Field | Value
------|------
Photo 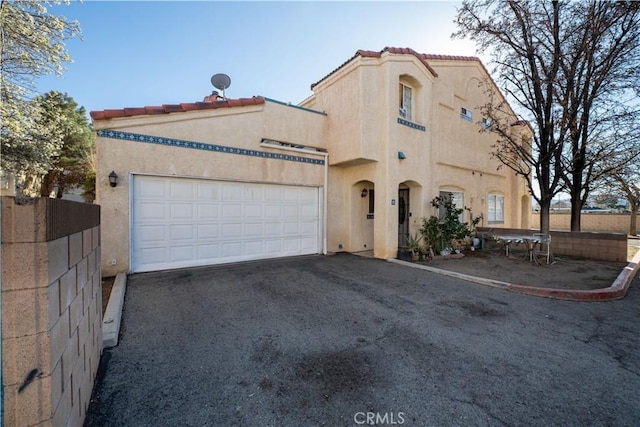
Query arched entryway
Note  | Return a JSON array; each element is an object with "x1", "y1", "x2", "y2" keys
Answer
[
  {"x1": 351, "y1": 180, "x2": 375, "y2": 253},
  {"x1": 397, "y1": 181, "x2": 422, "y2": 249}
]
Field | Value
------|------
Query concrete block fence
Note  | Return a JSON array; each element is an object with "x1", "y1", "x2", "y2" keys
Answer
[
  {"x1": 477, "y1": 227, "x2": 628, "y2": 262},
  {"x1": 531, "y1": 212, "x2": 633, "y2": 234},
  {"x1": 2, "y1": 197, "x2": 102, "y2": 426}
]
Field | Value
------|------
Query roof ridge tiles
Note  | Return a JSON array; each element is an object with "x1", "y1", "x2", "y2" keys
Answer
[
  {"x1": 91, "y1": 96, "x2": 265, "y2": 121},
  {"x1": 312, "y1": 46, "x2": 457, "y2": 89}
]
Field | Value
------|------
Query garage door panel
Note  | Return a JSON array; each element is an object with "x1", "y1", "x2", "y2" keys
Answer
[
  {"x1": 245, "y1": 223, "x2": 264, "y2": 237},
  {"x1": 197, "y1": 244, "x2": 219, "y2": 258},
  {"x1": 283, "y1": 222, "x2": 299, "y2": 235},
  {"x1": 300, "y1": 190, "x2": 317, "y2": 202},
  {"x1": 138, "y1": 247, "x2": 166, "y2": 264},
  {"x1": 245, "y1": 204, "x2": 263, "y2": 219},
  {"x1": 222, "y1": 204, "x2": 242, "y2": 219},
  {"x1": 137, "y1": 179, "x2": 166, "y2": 198},
  {"x1": 245, "y1": 241, "x2": 263, "y2": 255},
  {"x1": 170, "y1": 245, "x2": 194, "y2": 262},
  {"x1": 300, "y1": 221, "x2": 318, "y2": 234},
  {"x1": 197, "y1": 224, "x2": 219, "y2": 239},
  {"x1": 300, "y1": 237, "x2": 317, "y2": 251},
  {"x1": 283, "y1": 238, "x2": 301, "y2": 252},
  {"x1": 283, "y1": 188, "x2": 299, "y2": 201},
  {"x1": 222, "y1": 223, "x2": 243, "y2": 238},
  {"x1": 265, "y1": 222, "x2": 282, "y2": 236},
  {"x1": 222, "y1": 241, "x2": 242, "y2": 257},
  {"x1": 138, "y1": 225, "x2": 166, "y2": 242},
  {"x1": 170, "y1": 181, "x2": 194, "y2": 199},
  {"x1": 300, "y1": 205, "x2": 318, "y2": 217},
  {"x1": 197, "y1": 183, "x2": 220, "y2": 200},
  {"x1": 265, "y1": 240, "x2": 283, "y2": 253},
  {"x1": 265, "y1": 205, "x2": 282, "y2": 218},
  {"x1": 283, "y1": 206, "x2": 299, "y2": 218},
  {"x1": 170, "y1": 203, "x2": 194, "y2": 220},
  {"x1": 245, "y1": 187, "x2": 263, "y2": 201},
  {"x1": 132, "y1": 176, "x2": 320, "y2": 272},
  {"x1": 198, "y1": 204, "x2": 219, "y2": 219},
  {"x1": 138, "y1": 202, "x2": 166, "y2": 220},
  {"x1": 169, "y1": 224, "x2": 193, "y2": 240},
  {"x1": 266, "y1": 187, "x2": 283, "y2": 201},
  {"x1": 223, "y1": 184, "x2": 243, "y2": 200}
]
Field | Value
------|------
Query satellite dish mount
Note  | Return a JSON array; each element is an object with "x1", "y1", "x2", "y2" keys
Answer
[{"x1": 211, "y1": 73, "x2": 231, "y2": 99}]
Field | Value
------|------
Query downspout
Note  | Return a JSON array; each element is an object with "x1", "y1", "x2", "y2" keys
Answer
[
  {"x1": 323, "y1": 154, "x2": 328, "y2": 255},
  {"x1": 259, "y1": 141, "x2": 329, "y2": 254}
]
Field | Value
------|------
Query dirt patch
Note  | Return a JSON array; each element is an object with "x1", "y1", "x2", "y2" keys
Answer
[
  {"x1": 102, "y1": 276, "x2": 115, "y2": 316},
  {"x1": 419, "y1": 249, "x2": 629, "y2": 290}
]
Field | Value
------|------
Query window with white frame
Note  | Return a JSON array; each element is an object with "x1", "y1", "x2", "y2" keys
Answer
[
  {"x1": 481, "y1": 117, "x2": 492, "y2": 130},
  {"x1": 439, "y1": 190, "x2": 465, "y2": 222},
  {"x1": 460, "y1": 107, "x2": 473, "y2": 122},
  {"x1": 488, "y1": 194, "x2": 504, "y2": 223},
  {"x1": 399, "y1": 83, "x2": 413, "y2": 120}
]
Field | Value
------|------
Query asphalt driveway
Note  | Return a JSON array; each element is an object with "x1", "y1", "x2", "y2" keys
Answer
[{"x1": 86, "y1": 254, "x2": 640, "y2": 426}]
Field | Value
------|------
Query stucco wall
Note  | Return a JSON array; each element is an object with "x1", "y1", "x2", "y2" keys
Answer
[
  {"x1": 2, "y1": 197, "x2": 102, "y2": 426},
  {"x1": 95, "y1": 101, "x2": 326, "y2": 275},
  {"x1": 429, "y1": 59, "x2": 531, "y2": 230},
  {"x1": 311, "y1": 51, "x2": 530, "y2": 259},
  {"x1": 531, "y1": 212, "x2": 634, "y2": 234}
]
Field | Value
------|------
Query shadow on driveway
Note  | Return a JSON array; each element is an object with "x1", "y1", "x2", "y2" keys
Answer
[{"x1": 86, "y1": 254, "x2": 640, "y2": 426}]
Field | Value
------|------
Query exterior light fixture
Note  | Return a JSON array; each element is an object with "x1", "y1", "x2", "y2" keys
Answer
[
  {"x1": 398, "y1": 151, "x2": 407, "y2": 159},
  {"x1": 361, "y1": 188, "x2": 368, "y2": 198},
  {"x1": 108, "y1": 171, "x2": 118, "y2": 187}
]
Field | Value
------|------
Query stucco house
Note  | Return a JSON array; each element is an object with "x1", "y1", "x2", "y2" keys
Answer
[{"x1": 92, "y1": 47, "x2": 530, "y2": 276}]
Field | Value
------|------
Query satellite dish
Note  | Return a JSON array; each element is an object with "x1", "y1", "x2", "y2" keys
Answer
[{"x1": 211, "y1": 73, "x2": 231, "y2": 98}]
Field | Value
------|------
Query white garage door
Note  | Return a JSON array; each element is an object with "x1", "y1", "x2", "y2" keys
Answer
[{"x1": 131, "y1": 175, "x2": 321, "y2": 272}]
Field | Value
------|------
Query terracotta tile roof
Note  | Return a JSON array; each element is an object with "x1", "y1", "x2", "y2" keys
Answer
[
  {"x1": 90, "y1": 96, "x2": 265, "y2": 121},
  {"x1": 311, "y1": 47, "x2": 489, "y2": 90}
]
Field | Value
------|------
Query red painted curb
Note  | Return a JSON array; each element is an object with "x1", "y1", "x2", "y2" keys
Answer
[{"x1": 508, "y1": 252, "x2": 640, "y2": 301}]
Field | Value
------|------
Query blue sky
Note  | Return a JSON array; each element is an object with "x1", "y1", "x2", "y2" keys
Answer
[{"x1": 36, "y1": 1, "x2": 480, "y2": 115}]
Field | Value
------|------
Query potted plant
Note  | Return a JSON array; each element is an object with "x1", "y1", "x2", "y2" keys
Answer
[{"x1": 406, "y1": 232, "x2": 423, "y2": 261}]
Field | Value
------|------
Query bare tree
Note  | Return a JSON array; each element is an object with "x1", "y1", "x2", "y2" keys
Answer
[
  {"x1": 455, "y1": 0, "x2": 640, "y2": 232},
  {"x1": 596, "y1": 137, "x2": 640, "y2": 235},
  {"x1": 558, "y1": 1, "x2": 640, "y2": 230}
]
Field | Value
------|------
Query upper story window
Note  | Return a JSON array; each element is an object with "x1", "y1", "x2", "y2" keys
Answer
[
  {"x1": 481, "y1": 117, "x2": 492, "y2": 130},
  {"x1": 488, "y1": 194, "x2": 504, "y2": 223},
  {"x1": 460, "y1": 107, "x2": 473, "y2": 122},
  {"x1": 399, "y1": 83, "x2": 413, "y2": 121}
]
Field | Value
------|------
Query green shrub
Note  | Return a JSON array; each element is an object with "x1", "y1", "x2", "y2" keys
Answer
[{"x1": 420, "y1": 193, "x2": 480, "y2": 254}]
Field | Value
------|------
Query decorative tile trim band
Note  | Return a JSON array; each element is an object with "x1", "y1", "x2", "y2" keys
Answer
[
  {"x1": 397, "y1": 117, "x2": 426, "y2": 132},
  {"x1": 97, "y1": 130, "x2": 325, "y2": 165}
]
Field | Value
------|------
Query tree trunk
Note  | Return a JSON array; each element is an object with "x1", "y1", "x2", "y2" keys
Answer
[
  {"x1": 40, "y1": 170, "x2": 56, "y2": 197},
  {"x1": 630, "y1": 201, "x2": 638, "y2": 236},
  {"x1": 538, "y1": 199, "x2": 551, "y2": 234},
  {"x1": 569, "y1": 190, "x2": 583, "y2": 232}
]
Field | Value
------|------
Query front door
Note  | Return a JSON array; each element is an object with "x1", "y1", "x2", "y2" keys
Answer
[{"x1": 398, "y1": 188, "x2": 409, "y2": 247}]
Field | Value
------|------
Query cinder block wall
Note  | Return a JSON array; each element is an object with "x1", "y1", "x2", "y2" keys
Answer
[
  {"x1": 477, "y1": 227, "x2": 628, "y2": 262},
  {"x1": 2, "y1": 197, "x2": 102, "y2": 427},
  {"x1": 531, "y1": 212, "x2": 632, "y2": 234}
]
